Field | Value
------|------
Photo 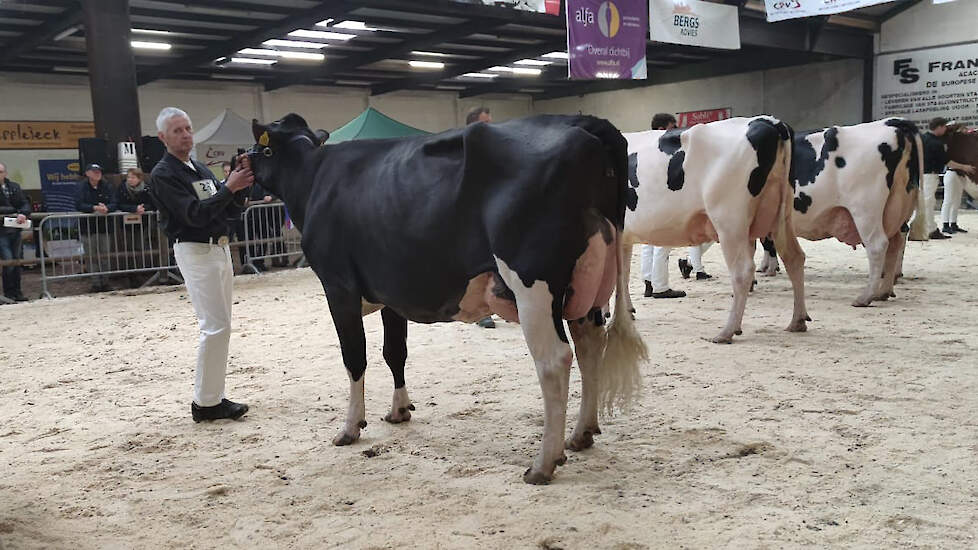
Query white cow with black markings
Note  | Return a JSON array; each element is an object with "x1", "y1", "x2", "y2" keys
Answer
[
  {"x1": 757, "y1": 118, "x2": 925, "y2": 307},
  {"x1": 622, "y1": 116, "x2": 810, "y2": 343}
]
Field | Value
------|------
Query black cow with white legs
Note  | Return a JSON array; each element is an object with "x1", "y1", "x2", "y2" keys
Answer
[{"x1": 247, "y1": 113, "x2": 647, "y2": 484}]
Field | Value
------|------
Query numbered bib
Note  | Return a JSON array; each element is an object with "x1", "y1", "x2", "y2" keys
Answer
[{"x1": 191, "y1": 179, "x2": 218, "y2": 200}]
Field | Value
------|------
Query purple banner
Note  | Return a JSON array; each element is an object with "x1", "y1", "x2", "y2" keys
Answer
[{"x1": 566, "y1": 0, "x2": 648, "y2": 80}]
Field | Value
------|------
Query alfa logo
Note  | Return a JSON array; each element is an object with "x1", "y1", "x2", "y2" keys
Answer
[{"x1": 597, "y1": 2, "x2": 621, "y2": 38}]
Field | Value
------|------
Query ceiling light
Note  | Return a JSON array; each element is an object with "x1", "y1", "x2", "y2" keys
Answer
[
  {"x1": 53, "y1": 25, "x2": 80, "y2": 41},
  {"x1": 412, "y1": 51, "x2": 450, "y2": 57},
  {"x1": 511, "y1": 67, "x2": 541, "y2": 76},
  {"x1": 132, "y1": 28, "x2": 172, "y2": 36},
  {"x1": 461, "y1": 72, "x2": 498, "y2": 78},
  {"x1": 542, "y1": 51, "x2": 569, "y2": 59},
  {"x1": 317, "y1": 18, "x2": 335, "y2": 26},
  {"x1": 515, "y1": 59, "x2": 552, "y2": 66},
  {"x1": 408, "y1": 60, "x2": 444, "y2": 69},
  {"x1": 230, "y1": 57, "x2": 277, "y2": 65},
  {"x1": 53, "y1": 66, "x2": 87, "y2": 73},
  {"x1": 330, "y1": 20, "x2": 377, "y2": 31},
  {"x1": 288, "y1": 29, "x2": 355, "y2": 41},
  {"x1": 131, "y1": 41, "x2": 171, "y2": 50},
  {"x1": 435, "y1": 85, "x2": 466, "y2": 90},
  {"x1": 263, "y1": 39, "x2": 329, "y2": 50},
  {"x1": 239, "y1": 48, "x2": 324, "y2": 61}
]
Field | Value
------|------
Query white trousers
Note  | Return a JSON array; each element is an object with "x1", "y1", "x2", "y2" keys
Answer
[
  {"x1": 641, "y1": 243, "x2": 713, "y2": 290},
  {"x1": 687, "y1": 242, "x2": 714, "y2": 273},
  {"x1": 174, "y1": 242, "x2": 234, "y2": 407},
  {"x1": 923, "y1": 173, "x2": 941, "y2": 234},
  {"x1": 941, "y1": 171, "x2": 964, "y2": 225}
]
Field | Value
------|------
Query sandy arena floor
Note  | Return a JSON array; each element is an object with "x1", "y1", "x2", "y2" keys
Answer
[{"x1": 2, "y1": 212, "x2": 977, "y2": 549}]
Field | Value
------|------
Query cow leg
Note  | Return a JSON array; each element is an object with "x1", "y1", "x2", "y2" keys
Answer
[
  {"x1": 381, "y1": 307, "x2": 414, "y2": 423},
  {"x1": 757, "y1": 236, "x2": 779, "y2": 276},
  {"x1": 566, "y1": 311, "x2": 606, "y2": 452},
  {"x1": 852, "y1": 226, "x2": 889, "y2": 307},
  {"x1": 621, "y1": 242, "x2": 636, "y2": 315},
  {"x1": 496, "y1": 260, "x2": 572, "y2": 484},
  {"x1": 878, "y1": 230, "x2": 906, "y2": 300},
  {"x1": 325, "y1": 288, "x2": 368, "y2": 446},
  {"x1": 773, "y1": 219, "x2": 809, "y2": 333},
  {"x1": 713, "y1": 233, "x2": 754, "y2": 344}
]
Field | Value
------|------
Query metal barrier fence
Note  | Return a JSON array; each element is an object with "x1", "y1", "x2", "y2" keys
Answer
[
  {"x1": 240, "y1": 201, "x2": 305, "y2": 274},
  {"x1": 33, "y1": 204, "x2": 304, "y2": 298},
  {"x1": 38, "y1": 211, "x2": 180, "y2": 298}
]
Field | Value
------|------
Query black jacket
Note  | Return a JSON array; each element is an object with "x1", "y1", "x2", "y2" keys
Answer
[
  {"x1": 0, "y1": 178, "x2": 31, "y2": 235},
  {"x1": 149, "y1": 152, "x2": 245, "y2": 243},
  {"x1": 922, "y1": 132, "x2": 948, "y2": 174},
  {"x1": 115, "y1": 182, "x2": 156, "y2": 213},
  {"x1": 75, "y1": 178, "x2": 117, "y2": 213}
]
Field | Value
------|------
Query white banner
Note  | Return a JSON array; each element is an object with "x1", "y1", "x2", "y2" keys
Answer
[
  {"x1": 875, "y1": 42, "x2": 978, "y2": 129},
  {"x1": 650, "y1": 0, "x2": 740, "y2": 50},
  {"x1": 764, "y1": 0, "x2": 896, "y2": 22}
]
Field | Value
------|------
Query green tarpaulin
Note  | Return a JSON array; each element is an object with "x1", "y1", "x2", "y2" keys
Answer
[{"x1": 325, "y1": 107, "x2": 430, "y2": 144}]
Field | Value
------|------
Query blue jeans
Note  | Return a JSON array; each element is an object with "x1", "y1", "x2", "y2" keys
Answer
[{"x1": 0, "y1": 229, "x2": 23, "y2": 297}]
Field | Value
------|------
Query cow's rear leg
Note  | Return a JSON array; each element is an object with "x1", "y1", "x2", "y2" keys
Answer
[
  {"x1": 566, "y1": 310, "x2": 606, "y2": 452},
  {"x1": 878, "y1": 230, "x2": 906, "y2": 300},
  {"x1": 713, "y1": 233, "x2": 754, "y2": 343},
  {"x1": 325, "y1": 287, "x2": 368, "y2": 446},
  {"x1": 774, "y1": 218, "x2": 809, "y2": 332},
  {"x1": 757, "y1": 236, "x2": 779, "y2": 276},
  {"x1": 381, "y1": 307, "x2": 414, "y2": 423},
  {"x1": 853, "y1": 226, "x2": 889, "y2": 307},
  {"x1": 621, "y1": 243, "x2": 636, "y2": 315},
  {"x1": 497, "y1": 260, "x2": 572, "y2": 485}
]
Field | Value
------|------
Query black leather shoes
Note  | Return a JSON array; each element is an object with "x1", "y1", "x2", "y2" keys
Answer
[
  {"x1": 5, "y1": 293, "x2": 27, "y2": 302},
  {"x1": 651, "y1": 288, "x2": 686, "y2": 298},
  {"x1": 678, "y1": 258, "x2": 693, "y2": 279},
  {"x1": 951, "y1": 223, "x2": 967, "y2": 233},
  {"x1": 696, "y1": 271, "x2": 713, "y2": 280},
  {"x1": 643, "y1": 280, "x2": 654, "y2": 297},
  {"x1": 192, "y1": 399, "x2": 249, "y2": 422},
  {"x1": 928, "y1": 229, "x2": 951, "y2": 240}
]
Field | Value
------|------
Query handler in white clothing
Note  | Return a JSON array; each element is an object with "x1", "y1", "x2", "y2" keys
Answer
[{"x1": 149, "y1": 107, "x2": 254, "y2": 422}]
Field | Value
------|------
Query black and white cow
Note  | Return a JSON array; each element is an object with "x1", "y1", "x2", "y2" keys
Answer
[
  {"x1": 622, "y1": 116, "x2": 810, "y2": 343},
  {"x1": 247, "y1": 113, "x2": 647, "y2": 484},
  {"x1": 758, "y1": 118, "x2": 924, "y2": 307}
]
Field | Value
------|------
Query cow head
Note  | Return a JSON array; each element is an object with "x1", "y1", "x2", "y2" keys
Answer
[{"x1": 249, "y1": 113, "x2": 326, "y2": 196}]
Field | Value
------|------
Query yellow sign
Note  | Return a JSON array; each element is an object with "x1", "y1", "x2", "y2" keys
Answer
[{"x1": 0, "y1": 121, "x2": 95, "y2": 150}]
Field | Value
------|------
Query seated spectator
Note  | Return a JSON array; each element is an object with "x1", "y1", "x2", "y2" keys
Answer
[{"x1": 75, "y1": 163, "x2": 117, "y2": 292}]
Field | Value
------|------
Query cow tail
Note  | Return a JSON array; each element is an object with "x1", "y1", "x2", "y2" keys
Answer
[
  {"x1": 600, "y1": 123, "x2": 648, "y2": 417},
  {"x1": 907, "y1": 131, "x2": 929, "y2": 241}
]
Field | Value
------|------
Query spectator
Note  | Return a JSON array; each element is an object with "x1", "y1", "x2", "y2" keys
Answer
[
  {"x1": 115, "y1": 167, "x2": 158, "y2": 283},
  {"x1": 75, "y1": 163, "x2": 117, "y2": 292},
  {"x1": 0, "y1": 161, "x2": 31, "y2": 302}
]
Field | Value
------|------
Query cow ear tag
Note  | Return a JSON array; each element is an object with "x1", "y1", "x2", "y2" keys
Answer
[{"x1": 258, "y1": 131, "x2": 270, "y2": 146}]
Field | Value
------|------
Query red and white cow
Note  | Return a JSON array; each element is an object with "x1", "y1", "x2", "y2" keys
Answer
[
  {"x1": 758, "y1": 118, "x2": 925, "y2": 307},
  {"x1": 622, "y1": 116, "x2": 810, "y2": 343}
]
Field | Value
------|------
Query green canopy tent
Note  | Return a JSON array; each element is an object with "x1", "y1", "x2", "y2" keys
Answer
[{"x1": 325, "y1": 107, "x2": 431, "y2": 144}]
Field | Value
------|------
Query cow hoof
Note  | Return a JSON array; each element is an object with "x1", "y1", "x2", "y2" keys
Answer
[
  {"x1": 332, "y1": 431, "x2": 361, "y2": 446},
  {"x1": 710, "y1": 335, "x2": 734, "y2": 344},
  {"x1": 565, "y1": 431, "x2": 595, "y2": 451},
  {"x1": 873, "y1": 293, "x2": 890, "y2": 302},
  {"x1": 555, "y1": 454, "x2": 568, "y2": 466},
  {"x1": 889, "y1": 291, "x2": 896, "y2": 298},
  {"x1": 851, "y1": 299, "x2": 871, "y2": 308},
  {"x1": 785, "y1": 320, "x2": 808, "y2": 333},
  {"x1": 384, "y1": 407, "x2": 412, "y2": 424},
  {"x1": 523, "y1": 468, "x2": 552, "y2": 485},
  {"x1": 734, "y1": 329, "x2": 743, "y2": 336}
]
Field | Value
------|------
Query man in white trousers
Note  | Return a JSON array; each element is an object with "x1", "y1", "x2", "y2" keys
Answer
[
  {"x1": 150, "y1": 107, "x2": 254, "y2": 422},
  {"x1": 942, "y1": 169, "x2": 975, "y2": 234},
  {"x1": 921, "y1": 117, "x2": 975, "y2": 239}
]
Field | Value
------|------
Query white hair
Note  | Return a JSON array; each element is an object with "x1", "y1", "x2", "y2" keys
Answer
[{"x1": 156, "y1": 107, "x2": 191, "y2": 133}]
